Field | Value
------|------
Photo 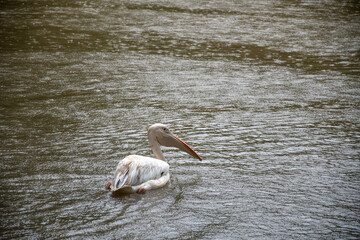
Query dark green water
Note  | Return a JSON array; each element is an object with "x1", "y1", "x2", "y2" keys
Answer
[{"x1": 1, "y1": 1, "x2": 359, "y2": 239}]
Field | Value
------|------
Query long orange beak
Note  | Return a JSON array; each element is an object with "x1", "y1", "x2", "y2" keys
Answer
[
  {"x1": 172, "y1": 134, "x2": 202, "y2": 161},
  {"x1": 157, "y1": 131, "x2": 202, "y2": 161}
]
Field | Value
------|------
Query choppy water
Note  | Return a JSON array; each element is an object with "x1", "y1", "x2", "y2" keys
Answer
[{"x1": 1, "y1": 0, "x2": 360, "y2": 239}]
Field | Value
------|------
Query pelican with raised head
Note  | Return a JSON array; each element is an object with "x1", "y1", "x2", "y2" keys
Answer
[{"x1": 106, "y1": 123, "x2": 202, "y2": 194}]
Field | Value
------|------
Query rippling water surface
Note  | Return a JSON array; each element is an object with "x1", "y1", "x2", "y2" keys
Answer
[{"x1": 1, "y1": 0, "x2": 359, "y2": 239}]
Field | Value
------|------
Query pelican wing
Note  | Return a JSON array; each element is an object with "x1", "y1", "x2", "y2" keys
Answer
[{"x1": 111, "y1": 155, "x2": 169, "y2": 192}]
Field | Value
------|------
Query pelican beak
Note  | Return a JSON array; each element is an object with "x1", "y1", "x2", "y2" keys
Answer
[{"x1": 158, "y1": 132, "x2": 202, "y2": 161}]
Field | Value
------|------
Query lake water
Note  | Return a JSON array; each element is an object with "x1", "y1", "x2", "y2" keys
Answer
[{"x1": 1, "y1": 0, "x2": 359, "y2": 239}]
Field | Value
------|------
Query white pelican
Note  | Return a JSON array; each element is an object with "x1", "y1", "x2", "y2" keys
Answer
[{"x1": 106, "y1": 123, "x2": 202, "y2": 194}]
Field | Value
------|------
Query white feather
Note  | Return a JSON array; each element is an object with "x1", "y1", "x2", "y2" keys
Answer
[{"x1": 111, "y1": 155, "x2": 170, "y2": 193}]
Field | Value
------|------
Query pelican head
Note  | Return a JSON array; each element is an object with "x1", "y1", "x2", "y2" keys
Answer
[{"x1": 147, "y1": 123, "x2": 202, "y2": 161}]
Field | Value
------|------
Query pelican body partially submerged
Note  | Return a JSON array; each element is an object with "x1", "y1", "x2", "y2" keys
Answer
[{"x1": 106, "y1": 123, "x2": 202, "y2": 194}]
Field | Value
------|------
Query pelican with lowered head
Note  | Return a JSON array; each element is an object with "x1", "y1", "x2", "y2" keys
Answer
[{"x1": 106, "y1": 123, "x2": 202, "y2": 194}]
